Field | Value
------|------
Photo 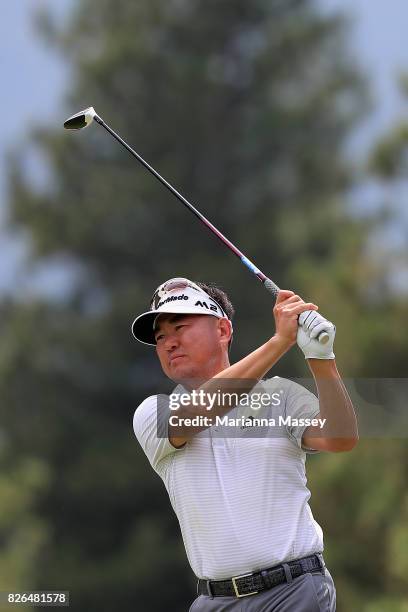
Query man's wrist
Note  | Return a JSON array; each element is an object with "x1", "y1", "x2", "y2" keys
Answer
[
  {"x1": 307, "y1": 358, "x2": 339, "y2": 376},
  {"x1": 271, "y1": 333, "x2": 294, "y2": 353}
]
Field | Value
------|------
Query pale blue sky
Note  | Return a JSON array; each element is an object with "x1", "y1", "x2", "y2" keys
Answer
[
  {"x1": 1, "y1": 0, "x2": 72, "y2": 197},
  {"x1": 1, "y1": 0, "x2": 407, "y2": 294},
  {"x1": 0, "y1": 0, "x2": 72, "y2": 292},
  {"x1": 321, "y1": 0, "x2": 408, "y2": 155}
]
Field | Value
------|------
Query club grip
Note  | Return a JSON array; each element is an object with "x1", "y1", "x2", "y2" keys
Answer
[
  {"x1": 263, "y1": 279, "x2": 329, "y2": 344},
  {"x1": 263, "y1": 278, "x2": 280, "y2": 298}
]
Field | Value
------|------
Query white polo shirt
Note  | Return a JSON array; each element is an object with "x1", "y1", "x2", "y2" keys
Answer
[{"x1": 133, "y1": 377, "x2": 324, "y2": 580}]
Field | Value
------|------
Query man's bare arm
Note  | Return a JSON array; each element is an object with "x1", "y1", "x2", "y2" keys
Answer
[{"x1": 302, "y1": 359, "x2": 358, "y2": 452}]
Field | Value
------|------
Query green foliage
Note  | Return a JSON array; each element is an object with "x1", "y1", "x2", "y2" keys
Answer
[
  {"x1": 369, "y1": 122, "x2": 408, "y2": 178},
  {"x1": 308, "y1": 440, "x2": 408, "y2": 610},
  {"x1": 0, "y1": 447, "x2": 50, "y2": 610},
  {"x1": 1, "y1": 0, "x2": 407, "y2": 610}
]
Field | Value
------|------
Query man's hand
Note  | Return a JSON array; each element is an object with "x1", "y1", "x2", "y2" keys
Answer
[
  {"x1": 273, "y1": 290, "x2": 318, "y2": 346},
  {"x1": 297, "y1": 311, "x2": 335, "y2": 359}
]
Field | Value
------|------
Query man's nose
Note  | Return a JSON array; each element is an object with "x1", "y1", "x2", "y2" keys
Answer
[{"x1": 163, "y1": 333, "x2": 179, "y2": 351}]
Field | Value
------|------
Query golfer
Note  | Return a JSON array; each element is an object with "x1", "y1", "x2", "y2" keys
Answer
[{"x1": 132, "y1": 278, "x2": 358, "y2": 611}]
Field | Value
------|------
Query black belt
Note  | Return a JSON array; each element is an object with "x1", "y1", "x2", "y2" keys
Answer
[{"x1": 197, "y1": 554, "x2": 324, "y2": 598}]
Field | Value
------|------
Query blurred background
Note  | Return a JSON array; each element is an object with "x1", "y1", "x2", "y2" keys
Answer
[{"x1": 1, "y1": 0, "x2": 407, "y2": 610}]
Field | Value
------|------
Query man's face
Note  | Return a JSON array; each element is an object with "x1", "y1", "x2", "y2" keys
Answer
[{"x1": 154, "y1": 313, "x2": 229, "y2": 383}]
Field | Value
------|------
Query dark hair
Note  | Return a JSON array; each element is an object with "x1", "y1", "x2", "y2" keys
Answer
[{"x1": 195, "y1": 281, "x2": 235, "y2": 321}]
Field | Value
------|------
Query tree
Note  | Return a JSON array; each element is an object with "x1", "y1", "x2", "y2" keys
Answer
[{"x1": 4, "y1": 0, "x2": 405, "y2": 610}]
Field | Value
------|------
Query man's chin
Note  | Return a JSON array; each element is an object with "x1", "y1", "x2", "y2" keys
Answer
[{"x1": 166, "y1": 364, "x2": 207, "y2": 387}]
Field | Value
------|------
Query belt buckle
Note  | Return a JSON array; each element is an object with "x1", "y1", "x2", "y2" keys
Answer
[{"x1": 231, "y1": 573, "x2": 258, "y2": 598}]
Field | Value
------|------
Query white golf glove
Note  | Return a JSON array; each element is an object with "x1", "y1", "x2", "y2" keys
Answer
[{"x1": 297, "y1": 311, "x2": 336, "y2": 359}]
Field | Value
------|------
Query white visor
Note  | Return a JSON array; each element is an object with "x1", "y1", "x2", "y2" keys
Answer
[{"x1": 131, "y1": 279, "x2": 231, "y2": 346}]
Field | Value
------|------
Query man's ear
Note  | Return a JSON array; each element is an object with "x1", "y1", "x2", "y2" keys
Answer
[{"x1": 217, "y1": 318, "x2": 232, "y2": 345}]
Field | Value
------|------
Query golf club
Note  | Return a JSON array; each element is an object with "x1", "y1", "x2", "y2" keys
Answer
[{"x1": 64, "y1": 107, "x2": 329, "y2": 344}]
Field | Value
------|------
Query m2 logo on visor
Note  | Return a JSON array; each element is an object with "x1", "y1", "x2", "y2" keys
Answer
[
  {"x1": 157, "y1": 294, "x2": 189, "y2": 308},
  {"x1": 195, "y1": 300, "x2": 218, "y2": 313}
]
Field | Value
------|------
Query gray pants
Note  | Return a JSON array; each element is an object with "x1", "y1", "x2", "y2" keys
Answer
[{"x1": 189, "y1": 568, "x2": 336, "y2": 611}]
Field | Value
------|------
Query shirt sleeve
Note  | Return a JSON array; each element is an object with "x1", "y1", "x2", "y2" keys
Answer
[
  {"x1": 133, "y1": 395, "x2": 185, "y2": 471},
  {"x1": 282, "y1": 379, "x2": 321, "y2": 453}
]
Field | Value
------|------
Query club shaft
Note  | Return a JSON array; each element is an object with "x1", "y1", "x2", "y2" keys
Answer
[{"x1": 94, "y1": 115, "x2": 278, "y2": 295}]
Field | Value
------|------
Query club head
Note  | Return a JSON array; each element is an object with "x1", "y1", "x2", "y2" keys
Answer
[{"x1": 64, "y1": 107, "x2": 96, "y2": 130}]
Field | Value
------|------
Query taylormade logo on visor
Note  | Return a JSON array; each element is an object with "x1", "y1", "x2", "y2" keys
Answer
[{"x1": 157, "y1": 294, "x2": 189, "y2": 308}]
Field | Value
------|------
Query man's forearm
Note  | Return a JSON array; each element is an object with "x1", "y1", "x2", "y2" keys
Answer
[
  {"x1": 213, "y1": 334, "x2": 290, "y2": 382},
  {"x1": 307, "y1": 359, "x2": 358, "y2": 450}
]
